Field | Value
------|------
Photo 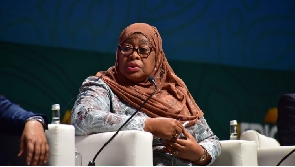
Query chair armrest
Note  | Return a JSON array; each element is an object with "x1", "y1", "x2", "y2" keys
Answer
[
  {"x1": 75, "y1": 130, "x2": 153, "y2": 166},
  {"x1": 257, "y1": 146, "x2": 295, "y2": 166},
  {"x1": 45, "y1": 124, "x2": 75, "y2": 166},
  {"x1": 240, "y1": 130, "x2": 280, "y2": 148},
  {"x1": 212, "y1": 140, "x2": 258, "y2": 166}
]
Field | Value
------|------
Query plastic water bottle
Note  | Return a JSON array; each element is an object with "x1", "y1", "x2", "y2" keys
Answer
[
  {"x1": 230, "y1": 120, "x2": 238, "y2": 140},
  {"x1": 51, "y1": 104, "x2": 60, "y2": 124},
  {"x1": 75, "y1": 148, "x2": 82, "y2": 166}
]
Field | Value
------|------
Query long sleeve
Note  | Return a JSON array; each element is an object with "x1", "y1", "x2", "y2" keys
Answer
[
  {"x1": 72, "y1": 76, "x2": 221, "y2": 165},
  {"x1": 192, "y1": 117, "x2": 221, "y2": 165},
  {"x1": 153, "y1": 117, "x2": 221, "y2": 166},
  {"x1": 72, "y1": 76, "x2": 148, "y2": 135},
  {"x1": 0, "y1": 95, "x2": 48, "y2": 135}
]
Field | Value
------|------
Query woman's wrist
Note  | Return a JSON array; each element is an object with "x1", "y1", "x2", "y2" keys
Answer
[
  {"x1": 143, "y1": 118, "x2": 152, "y2": 132},
  {"x1": 191, "y1": 145, "x2": 211, "y2": 165},
  {"x1": 197, "y1": 146, "x2": 207, "y2": 162}
]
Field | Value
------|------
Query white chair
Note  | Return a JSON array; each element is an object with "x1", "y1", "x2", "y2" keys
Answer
[
  {"x1": 75, "y1": 130, "x2": 153, "y2": 166},
  {"x1": 45, "y1": 124, "x2": 75, "y2": 165},
  {"x1": 46, "y1": 124, "x2": 257, "y2": 166},
  {"x1": 1, "y1": 124, "x2": 259, "y2": 166},
  {"x1": 212, "y1": 140, "x2": 258, "y2": 166},
  {"x1": 77, "y1": 133, "x2": 258, "y2": 166},
  {"x1": 46, "y1": 124, "x2": 154, "y2": 166},
  {"x1": 241, "y1": 130, "x2": 295, "y2": 166},
  {"x1": 0, "y1": 124, "x2": 76, "y2": 166}
]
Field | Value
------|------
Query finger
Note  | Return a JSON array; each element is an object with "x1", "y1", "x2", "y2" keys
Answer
[
  {"x1": 32, "y1": 141, "x2": 41, "y2": 166},
  {"x1": 18, "y1": 136, "x2": 25, "y2": 157},
  {"x1": 43, "y1": 144, "x2": 50, "y2": 164},
  {"x1": 176, "y1": 123, "x2": 185, "y2": 135},
  {"x1": 175, "y1": 120, "x2": 184, "y2": 128},
  {"x1": 162, "y1": 146, "x2": 180, "y2": 157},
  {"x1": 162, "y1": 142, "x2": 174, "y2": 151},
  {"x1": 174, "y1": 138, "x2": 189, "y2": 147},
  {"x1": 171, "y1": 140, "x2": 186, "y2": 149},
  {"x1": 26, "y1": 140, "x2": 34, "y2": 165},
  {"x1": 171, "y1": 125, "x2": 182, "y2": 139},
  {"x1": 164, "y1": 139, "x2": 185, "y2": 150},
  {"x1": 162, "y1": 147, "x2": 173, "y2": 154},
  {"x1": 176, "y1": 129, "x2": 193, "y2": 146},
  {"x1": 170, "y1": 136, "x2": 180, "y2": 142},
  {"x1": 38, "y1": 142, "x2": 46, "y2": 165},
  {"x1": 170, "y1": 131, "x2": 179, "y2": 140},
  {"x1": 182, "y1": 128, "x2": 193, "y2": 139},
  {"x1": 161, "y1": 143, "x2": 178, "y2": 153}
]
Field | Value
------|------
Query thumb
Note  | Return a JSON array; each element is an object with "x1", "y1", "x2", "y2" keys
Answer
[{"x1": 182, "y1": 128, "x2": 193, "y2": 140}]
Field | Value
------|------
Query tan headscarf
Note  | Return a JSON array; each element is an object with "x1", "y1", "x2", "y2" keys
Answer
[{"x1": 96, "y1": 23, "x2": 203, "y2": 126}]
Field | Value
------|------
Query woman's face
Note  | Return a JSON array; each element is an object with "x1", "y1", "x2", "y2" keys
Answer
[{"x1": 118, "y1": 33, "x2": 156, "y2": 82}]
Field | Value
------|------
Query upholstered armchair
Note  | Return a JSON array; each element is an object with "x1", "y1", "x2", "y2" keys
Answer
[
  {"x1": 0, "y1": 124, "x2": 153, "y2": 166},
  {"x1": 212, "y1": 140, "x2": 257, "y2": 166},
  {"x1": 241, "y1": 130, "x2": 295, "y2": 166},
  {"x1": 1, "y1": 124, "x2": 259, "y2": 166}
]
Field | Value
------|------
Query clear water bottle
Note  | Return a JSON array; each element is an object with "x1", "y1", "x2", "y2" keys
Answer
[
  {"x1": 51, "y1": 104, "x2": 60, "y2": 124},
  {"x1": 75, "y1": 148, "x2": 82, "y2": 166},
  {"x1": 230, "y1": 120, "x2": 238, "y2": 140}
]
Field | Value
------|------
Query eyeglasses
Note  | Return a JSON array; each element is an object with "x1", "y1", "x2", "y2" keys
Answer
[{"x1": 119, "y1": 45, "x2": 153, "y2": 58}]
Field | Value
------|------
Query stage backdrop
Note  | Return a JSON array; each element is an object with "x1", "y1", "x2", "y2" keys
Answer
[
  {"x1": 0, "y1": 0, "x2": 295, "y2": 71},
  {"x1": 1, "y1": 0, "x2": 295, "y2": 140},
  {"x1": 1, "y1": 41, "x2": 295, "y2": 140}
]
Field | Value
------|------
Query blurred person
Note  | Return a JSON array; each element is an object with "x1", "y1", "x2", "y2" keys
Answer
[
  {"x1": 0, "y1": 95, "x2": 49, "y2": 165},
  {"x1": 277, "y1": 93, "x2": 295, "y2": 146}
]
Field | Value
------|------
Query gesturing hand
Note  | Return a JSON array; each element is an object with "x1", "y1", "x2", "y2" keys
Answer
[
  {"x1": 144, "y1": 117, "x2": 183, "y2": 140},
  {"x1": 18, "y1": 120, "x2": 50, "y2": 166},
  {"x1": 162, "y1": 128, "x2": 207, "y2": 163}
]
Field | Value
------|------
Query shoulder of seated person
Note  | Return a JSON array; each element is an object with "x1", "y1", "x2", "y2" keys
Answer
[{"x1": 281, "y1": 94, "x2": 295, "y2": 101}]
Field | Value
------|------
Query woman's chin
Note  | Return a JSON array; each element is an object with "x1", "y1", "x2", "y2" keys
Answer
[{"x1": 125, "y1": 73, "x2": 147, "y2": 83}]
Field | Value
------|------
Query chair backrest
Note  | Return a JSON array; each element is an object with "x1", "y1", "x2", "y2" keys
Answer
[
  {"x1": 75, "y1": 130, "x2": 153, "y2": 166},
  {"x1": 240, "y1": 130, "x2": 280, "y2": 148}
]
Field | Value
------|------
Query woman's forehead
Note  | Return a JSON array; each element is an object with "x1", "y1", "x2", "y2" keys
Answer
[
  {"x1": 123, "y1": 33, "x2": 150, "y2": 43},
  {"x1": 119, "y1": 24, "x2": 159, "y2": 48}
]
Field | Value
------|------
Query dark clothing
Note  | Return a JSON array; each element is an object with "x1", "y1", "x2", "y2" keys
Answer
[
  {"x1": 0, "y1": 95, "x2": 48, "y2": 135},
  {"x1": 277, "y1": 93, "x2": 295, "y2": 146},
  {"x1": 0, "y1": 95, "x2": 48, "y2": 165}
]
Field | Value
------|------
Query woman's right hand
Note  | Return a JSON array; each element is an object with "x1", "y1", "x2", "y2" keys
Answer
[{"x1": 144, "y1": 117, "x2": 184, "y2": 139}]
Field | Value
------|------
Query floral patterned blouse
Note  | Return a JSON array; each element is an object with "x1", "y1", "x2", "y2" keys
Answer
[{"x1": 71, "y1": 76, "x2": 221, "y2": 166}]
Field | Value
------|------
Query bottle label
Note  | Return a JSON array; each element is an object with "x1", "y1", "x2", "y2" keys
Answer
[
  {"x1": 230, "y1": 133, "x2": 238, "y2": 140},
  {"x1": 52, "y1": 109, "x2": 60, "y2": 124}
]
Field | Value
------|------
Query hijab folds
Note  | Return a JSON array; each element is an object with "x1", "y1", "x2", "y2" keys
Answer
[{"x1": 96, "y1": 23, "x2": 203, "y2": 126}]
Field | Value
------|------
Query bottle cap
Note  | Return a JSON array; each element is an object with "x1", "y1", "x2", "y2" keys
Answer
[
  {"x1": 230, "y1": 120, "x2": 237, "y2": 125},
  {"x1": 52, "y1": 104, "x2": 60, "y2": 110}
]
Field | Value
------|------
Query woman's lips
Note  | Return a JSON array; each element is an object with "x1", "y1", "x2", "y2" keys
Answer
[
  {"x1": 127, "y1": 66, "x2": 139, "y2": 71},
  {"x1": 127, "y1": 63, "x2": 140, "y2": 72}
]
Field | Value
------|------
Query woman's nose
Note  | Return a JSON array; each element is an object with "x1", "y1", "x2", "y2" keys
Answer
[{"x1": 129, "y1": 50, "x2": 141, "y2": 60}]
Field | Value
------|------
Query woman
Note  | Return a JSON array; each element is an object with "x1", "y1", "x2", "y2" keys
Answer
[{"x1": 72, "y1": 23, "x2": 221, "y2": 165}]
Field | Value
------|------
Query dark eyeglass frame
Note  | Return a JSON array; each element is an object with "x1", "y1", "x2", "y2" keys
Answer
[{"x1": 118, "y1": 45, "x2": 154, "y2": 58}]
